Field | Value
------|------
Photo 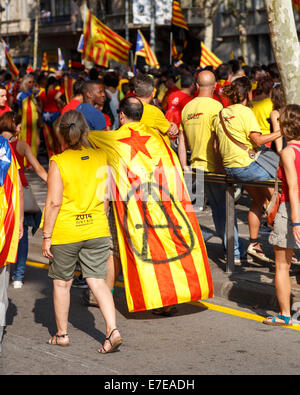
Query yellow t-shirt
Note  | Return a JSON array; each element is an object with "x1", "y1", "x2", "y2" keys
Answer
[
  {"x1": 49, "y1": 146, "x2": 110, "y2": 245},
  {"x1": 141, "y1": 102, "x2": 171, "y2": 145},
  {"x1": 250, "y1": 97, "x2": 273, "y2": 135},
  {"x1": 181, "y1": 97, "x2": 223, "y2": 172},
  {"x1": 213, "y1": 104, "x2": 262, "y2": 168}
]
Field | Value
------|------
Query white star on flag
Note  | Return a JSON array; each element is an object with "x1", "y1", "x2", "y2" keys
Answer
[{"x1": 0, "y1": 147, "x2": 10, "y2": 163}]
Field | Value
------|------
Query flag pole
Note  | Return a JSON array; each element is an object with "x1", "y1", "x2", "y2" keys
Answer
[{"x1": 170, "y1": 31, "x2": 173, "y2": 65}]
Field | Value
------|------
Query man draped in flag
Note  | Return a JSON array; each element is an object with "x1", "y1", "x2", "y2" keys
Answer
[
  {"x1": 88, "y1": 97, "x2": 213, "y2": 313},
  {"x1": 0, "y1": 136, "x2": 22, "y2": 350},
  {"x1": 135, "y1": 30, "x2": 160, "y2": 69}
]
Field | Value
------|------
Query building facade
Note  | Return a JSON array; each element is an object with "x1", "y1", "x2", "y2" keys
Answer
[{"x1": 0, "y1": 0, "x2": 298, "y2": 70}]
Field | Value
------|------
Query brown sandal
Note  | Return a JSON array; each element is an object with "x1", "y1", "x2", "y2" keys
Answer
[
  {"x1": 48, "y1": 333, "x2": 69, "y2": 347},
  {"x1": 98, "y1": 328, "x2": 123, "y2": 354}
]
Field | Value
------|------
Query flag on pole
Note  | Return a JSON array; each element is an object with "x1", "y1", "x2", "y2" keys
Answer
[
  {"x1": 41, "y1": 52, "x2": 49, "y2": 71},
  {"x1": 0, "y1": 136, "x2": 20, "y2": 268},
  {"x1": 200, "y1": 42, "x2": 222, "y2": 69},
  {"x1": 77, "y1": 34, "x2": 84, "y2": 53},
  {"x1": 58, "y1": 48, "x2": 65, "y2": 71},
  {"x1": 82, "y1": 6, "x2": 131, "y2": 66},
  {"x1": 0, "y1": 38, "x2": 19, "y2": 79},
  {"x1": 88, "y1": 123, "x2": 213, "y2": 313},
  {"x1": 293, "y1": 0, "x2": 300, "y2": 19},
  {"x1": 135, "y1": 30, "x2": 160, "y2": 69},
  {"x1": 171, "y1": 0, "x2": 189, "y2": 30},
  {"x1": 171, "y1": 38, "x2": 182, "y2": 61}
]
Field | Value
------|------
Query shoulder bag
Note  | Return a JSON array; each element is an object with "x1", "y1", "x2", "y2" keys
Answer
[{"x1": 218, "y1": 111, "x2": 280, "y2": 179}]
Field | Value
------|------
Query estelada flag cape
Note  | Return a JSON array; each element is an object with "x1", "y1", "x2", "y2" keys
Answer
[
  {"x1": 88, "y1": 122, "x2": 213, "y2": 312},
  {"x1": 0, "y1": 136, "x2": 20, "y2": 267},
  {"x1": 19, "y1": 95, "x2": 39, "y2": 164}
]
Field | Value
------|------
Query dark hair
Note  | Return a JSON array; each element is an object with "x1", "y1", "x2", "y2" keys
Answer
[
  {"x1": 180, "y1": 73, "x2": 195, "y2": 88},
  {"x1": 57, "y1": 110, "x2": 89, "y2": 149},
  {"x1": 0, "y1": 111, "x2": 17, "y2": 134},
  {"x1": 222, "y1": 76, "x2": 252, "y2": 104},
  {"x1": 216, "y1": 63, "x2": 232, "y2": 81},
  {"x1": 255, "y1": 76, "x2": 273, "y2": 95},
  {"x1": 267, "y1": 63, "x2": 280, "y2": 80},
  {"x1": 279, "y1": 104, "x2": 300, "y2": 141},
  {"x1": 134, "y1": 73, "x2": 154, "y2": 97},
  {"x1": 119, "y1": 96, "x2": 144, "y2": 121},
  {"x1": 228, "y1": 59, "x2": 241, "y2": 74},
  {"x1": 82, "y1": 80, "x2": 103, "y2": 98},
  {"x1": 271, "y1": 85, "x2": 285, "y2": 111},
  {"x1": 103, "y1": 71, "x2": 119, "y2": 88},
  {"x1": 73, "y1": 79, "x2": 85, "y2": 96}
]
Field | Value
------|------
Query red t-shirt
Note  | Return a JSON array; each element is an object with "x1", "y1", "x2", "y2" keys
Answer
[
  {"x1": 61, "y1": 99, "x2": 82, "y2": 115},
  {"x1": 161, "y1": 86, "x2": 179, "y2": 110},
  {"x1": 0, "y1": 105, "x2": 11, "y2": 116},
  {"x1": 278, "y1": 143, "x2": 300, "y2": 203},
  {"x1": 40, "y1": 88, "x2": 62, "y2": 113},
  {"x1": 213, "y1": 80, "x2": 231, "y2": 107},
  {"x1": 165, "y1": 90, "x2": 193, "y2": 127},
  {"x1": 103, "y1": 113, "x2": 112, "y2": 129}
]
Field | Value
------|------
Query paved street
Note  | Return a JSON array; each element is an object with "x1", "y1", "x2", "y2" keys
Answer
[{"x1": 1, "y1": 170, "x2": 300, "y2": 376}]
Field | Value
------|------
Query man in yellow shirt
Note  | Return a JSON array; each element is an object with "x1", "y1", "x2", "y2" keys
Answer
[
  {"x1": 178, "y1": 70, "x2": 246, "y2": 262},
  {"x1": 134, "y1": 73, "x2": 178, "y2": 145}
]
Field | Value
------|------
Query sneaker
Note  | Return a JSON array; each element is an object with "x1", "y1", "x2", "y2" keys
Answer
[
  {"x1": 72, "y1": 275, "x2": 88, "y2": 288},
  {"x1": 13, "y1": 280, "x2": 23, "y2": 289}
]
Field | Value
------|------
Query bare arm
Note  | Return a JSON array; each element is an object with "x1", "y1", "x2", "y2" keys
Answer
[
  {"x1": 281, "y1": 147, "x2": 300, "y2": 243},
  {"x1": 177, "y1": 130, "x2": 189, "y2": 170},
  {"x1": 250, "y1": 130, "x2": 282, "y2": 147},
  {"x1": 270, "y1": 110, "x2": 283, "y2": 153},
  {"x1": 42, "y1": 161, "x2": 63, "y2": 258},
  {"x1": 18, "y1": 173, "x2": 24, "y2": 240},
  {"x1": 19, "y1": 140, "x2": 47, "y2": 182}
]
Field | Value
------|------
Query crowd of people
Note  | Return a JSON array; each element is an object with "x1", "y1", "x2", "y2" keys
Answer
[{"x1": 1, "y1": 54, "x2": 300, "y2": 354}]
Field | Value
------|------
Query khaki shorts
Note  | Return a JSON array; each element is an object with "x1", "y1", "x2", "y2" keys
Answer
[
  {"x1": 48, "y1": 237, "x2": 111, "y2": 281},
  {"x1": 269, "y1": 202, "x2": 300, "y2": 249}
]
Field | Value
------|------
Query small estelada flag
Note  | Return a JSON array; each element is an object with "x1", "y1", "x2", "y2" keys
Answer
[
  {"x1": 41, "y1": 52, "x2": 49, "y2": 71},
  {"x1": 88, "y1": 122, "x2": 213, "y2": 312},
  {"x1": 171, "y1": 0, "x2": 189, "y2": 30},
  {"x1": 0, "y1": 136, "x2": 20, "y2": 268},
  {"x1": 135, "y1": 29, "x2": 160, "y2": 69},
  {"x1": 200, "y1": 42, "x2": 222, "y2": 69}
]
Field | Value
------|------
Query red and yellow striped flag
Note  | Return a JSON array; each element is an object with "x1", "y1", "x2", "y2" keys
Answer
[
  {"x1": 0, "y1": 39, "x2": 19, "y2": 79},
  {"x1": 19, "y1": 95, "x2": 39, "y2": 163},
  {"x1": 172, "y1": 1, "x2": 189, "y2": 30},
  {"x1": 83, "y1": 6, "x2": 131, "y2": 66},
  {"x1": 135, "y1": 30, "x2": 160, "y2": 69},
  {"x1": 0, "y1": 137, "x2": 20, "y2": 268},
  {"x1": 63, "y1": 75, "x2": 75, "y2": 104},
  {"x1": 293, "y1": 0, "x2": 300, "y2": 19},
  {"x1": 200, "y1": 42, "x2": 222, "y2": 69},
  {"x1": 88, "y1": 122, "x2": 213, "y2": 312},
  {"x1": 41, "y1": 52, "x2": 49, "y2": 71}
]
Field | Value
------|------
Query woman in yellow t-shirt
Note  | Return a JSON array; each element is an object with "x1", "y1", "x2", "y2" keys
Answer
[
  {"x1": 214, "y1": 77, "x2": 282, "y2": 262},
  {"x1": 42, "y1": 110, "x2": 122, "y2": 354}
]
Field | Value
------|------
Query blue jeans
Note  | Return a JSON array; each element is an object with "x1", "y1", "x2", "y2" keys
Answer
[
  {"x1": 225, "y1": 161, "x2": 272, "y2": 182},
  {"x1": 204, "y1": 179, "x2": 245, "y2": 259},
  {"x1": 13, "y1": 220, "x2": 29, "y2": 282}
]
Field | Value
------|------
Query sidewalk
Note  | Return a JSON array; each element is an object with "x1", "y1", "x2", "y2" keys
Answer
[{"x1": 27, "y1": 171, "x2": 300, "y2": 312}]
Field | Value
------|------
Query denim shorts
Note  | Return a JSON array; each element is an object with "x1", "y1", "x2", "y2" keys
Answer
[{"x1": 225, "y1": 161, "x2": 273, "y2": 183}]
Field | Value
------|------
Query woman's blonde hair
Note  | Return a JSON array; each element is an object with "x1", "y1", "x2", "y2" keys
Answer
[
  {"x1": 20, "y1": 74, "x2": 34, "y2": 93},
  {"x1": 57, "y1": 110, "x2": 89, "y2": 150},
  {"x1": 279, "y1": 104, "x2": 300, "y2": 141}
]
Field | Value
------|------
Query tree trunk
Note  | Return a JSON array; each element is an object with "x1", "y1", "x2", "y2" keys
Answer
[
  {"x1": 264, "y1": 0, "x2": 300, "y2": 104},
  {"x1": 203, "y1": 18, "x2": 214, "y2": 50},
  {"x1": 238, "y1": 20, "x2": 248, "y2": 64},
  {"x1": 33, "y1": 0, "x2": 40, "y2": 70}
]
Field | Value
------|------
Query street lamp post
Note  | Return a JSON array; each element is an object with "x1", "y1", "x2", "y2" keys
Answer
[{"x1": 150, "y1": 0, "x2": 155, "y2": 52}]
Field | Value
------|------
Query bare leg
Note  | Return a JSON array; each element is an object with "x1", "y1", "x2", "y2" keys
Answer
[
  {"x1": 85, "y1": 277, "x2": 122, "y2": 352},
  {"x1": 48, "y1": 278, "x2": 72, "y2": 345},
  {"x1": 105, "y1": 254, "x2": 121, "y2": 290},
  {"x1": 274, "y1": 246, "x2": 293, "y2": 317}
]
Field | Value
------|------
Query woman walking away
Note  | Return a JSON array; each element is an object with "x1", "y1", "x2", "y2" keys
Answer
[
  {"x1": 264, "y1": 105, "x2": 300, "y2": 326},
  {"x1": 42, "y1": 110, "x2": 122, "y2": 353},
  {"x1": 214, "y1": 77, "x2": 282, "y2": 263},
  {"x1": 0, "y1": 112, "x2": 47, "y2": 288}
]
